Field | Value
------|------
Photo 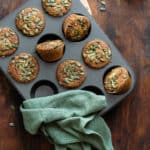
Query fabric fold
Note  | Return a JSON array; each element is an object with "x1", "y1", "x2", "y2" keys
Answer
[{"x1": 20, "y1": 90, "x2": 114, "y2": 150}]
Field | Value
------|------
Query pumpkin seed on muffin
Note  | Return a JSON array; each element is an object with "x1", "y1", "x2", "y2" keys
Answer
[
  {"x1": 104, "y1": 67, "x2": 131, "y2": 94},
  {"x1": 0, "y1": 27, "x2": 19, "y2": 57},
  {"x1": 82, "y1": 39, "x2": 112, "y2": 69},
  {"x1": 16, "y1": 7, "x2": 45, "y2": 36},
  {"x1": 42, "y1": 0, "x2": 72, "y2": 17},
  {"x1": 8, "y1": 53, "x2": 39, "y2": 83},
  {"x1": 63, "y1": 14, "x2": 91, "y2": 41},
  {"x1": 57, "y1": 60, "x2": 87, "y2": 88}
]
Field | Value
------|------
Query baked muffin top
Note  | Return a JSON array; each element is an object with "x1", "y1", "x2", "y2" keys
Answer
[
  {"x1": 8, "y1": 53, "x2": 39, "y2": 83},
  {"x1": 42, "y1": 0, "x2": 72, "y2": 17},
  {"x1": 0, "y1": 27, "x2": 19, "y2": 57},
  {"x1": 16, "y1": 7, "x2": 45, "y2": 36},
  {"x1": 63, "y1": 14, "x2": 91, "y2": 41},
  {"x1": 36, "y1": 40, "x2": 65, "y2": 62},
  {"x1": 36, "y1": 40, "x2": 64, "y2": 51},
  {"x1": 57, "y1": 59, "x2": 87, "y2": 88},
  {"x1": 82, "y1": 39, "x2": 112, "y2": 69},
  {"x1": 104, "y1": 67, "x2": 131, "y2": 94}
]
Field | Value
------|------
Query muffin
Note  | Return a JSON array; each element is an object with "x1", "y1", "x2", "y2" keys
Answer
[
  {"x1": 16, "y1": 7, "x2": 45, "y2": 36},
  {"x1": 36, "y1": 40, "x2": 65, "y2": 62},
  {"x1": 104, "y1": 67, "x2": 131, "y2": 94},
  {"x1": 57, "y1": 60, "x2": 87, "y2": 88},
  {"x1": 8, "y1": 53, "x2": 39, "y2": 83},
  {"x1": 42, "y1": 0, "x2": 72, "y2": 17},
  {"x1": 82, "y1": 39, "x2": 111, "y2": 69},
  {"x1": 63, "y1": 14, "x2": 91, "y2": 41},
  {"x1": 0, "y1": 27, "x2": 19, "y2": 57}
]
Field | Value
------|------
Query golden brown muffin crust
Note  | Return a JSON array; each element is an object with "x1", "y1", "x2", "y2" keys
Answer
[
  {"x1": 104, "y1": 67, "x2": 131, "y2": 94},
  {"x1": 57, "y1": 60, "x2": 87, "y2": 88},
  {"x1": 42, "y1": 0, "x2": 72, "y2": 17},
  {"x1": 63, "y1": 14, "x2": 91, "y2": 41},
  {"x1": 82, "y1": 39, "x2": 112, "y2": 69},
  {"x1": 36, "y1": 40, "x2": 65, "y2": 62},
  {"x1": 0, "y1": 27, "x2": 19, "y2": 57},
  {"x1": 16, "y1": 7, "x2": 45, "y2": 36},
  {"x1": 8, "y1": 53, "x2": 39, "y2": 83}
]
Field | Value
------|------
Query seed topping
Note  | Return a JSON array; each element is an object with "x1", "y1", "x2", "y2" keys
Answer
[
  {"x1": 0, "y1": 28, "x2": 18, "y2": 52},
  {"x1": 83, "y1": 40, "x2": 111, "y2": 65},
  {"x1": 16, "y1": 8, "x2": 45, "y2": 36},
  {"x1": 62, "y1": 61, "x2": 85, "y2": 84},
  {"x1": 11, "y1": 54, "x2": 36, "y2": 81}
]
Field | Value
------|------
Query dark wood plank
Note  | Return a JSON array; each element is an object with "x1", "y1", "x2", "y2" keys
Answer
[
  {"x1": 0, "y1": 0, "x2": 150, "y2": 150},
  {"x1": 87, "y1": 0, "x2": 150, "y2": 150}
]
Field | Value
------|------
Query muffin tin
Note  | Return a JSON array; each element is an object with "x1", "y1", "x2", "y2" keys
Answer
[{"x1": 0, "y1": 0, "x2": 135, "y2": 115}]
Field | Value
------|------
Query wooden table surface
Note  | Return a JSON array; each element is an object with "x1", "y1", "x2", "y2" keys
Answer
[{"x1": 0, "y1": 0, "x2": 150, "y2": 150}]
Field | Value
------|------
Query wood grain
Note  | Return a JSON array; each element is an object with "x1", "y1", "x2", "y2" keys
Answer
[
  {"x1": 0, "y1": 0, "x2": 150, "y2": 149},
  {"x1": 87, "y1": 0, "x2": 150, "y2": 149}
]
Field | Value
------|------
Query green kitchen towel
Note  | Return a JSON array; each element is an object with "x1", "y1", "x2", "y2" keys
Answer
[{"x1": 20, "y1": 90, "x2": 114, "y2": 150}]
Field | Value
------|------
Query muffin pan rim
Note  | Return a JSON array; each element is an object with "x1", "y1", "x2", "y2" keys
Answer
[{"x1": 0, "y1": 0, "x2": 136, "y2": 115}]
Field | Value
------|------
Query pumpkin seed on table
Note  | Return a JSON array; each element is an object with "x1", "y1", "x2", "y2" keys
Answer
[
  {"x1": 97, "y1": 0, "x2": 107, "y2": 12},
  {"x1": 99, "y1": 6, "x2": 106, "y2": 11},
  {"x1": 10, "y1": 105, "x2": 15, "y2": 110},
  {"x1": 9, "y1": 122, "x2": 16, "y2": 127}
]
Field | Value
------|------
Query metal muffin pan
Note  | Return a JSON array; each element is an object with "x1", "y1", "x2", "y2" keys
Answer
[{"x1": 0, "y1": 0, "x2": 136, "y2": 115}]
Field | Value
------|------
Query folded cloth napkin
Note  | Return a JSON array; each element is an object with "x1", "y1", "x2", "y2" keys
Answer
[{"x1": 20, "y1": 90, "x2": 114, "y2": 150}]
